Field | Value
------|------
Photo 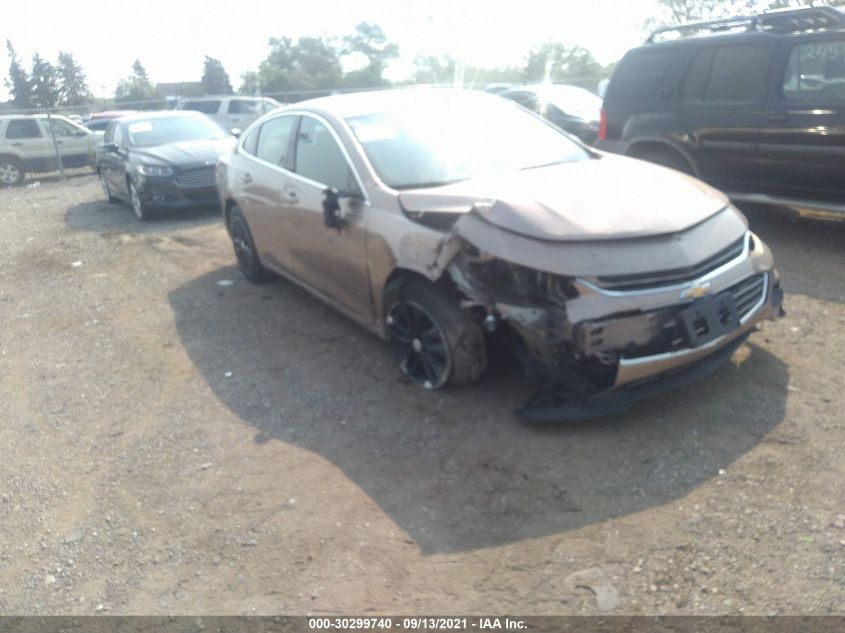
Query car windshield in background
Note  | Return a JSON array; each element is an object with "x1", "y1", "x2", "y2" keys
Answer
[
  {"x1": 346, "y1": 95, "x2": 589, "y2": 190},
  {"x1": 542, "y1": 86, "x2": 603, "y2": 116},
  {"x1": 126, "y1": 116, "x2": 228, "y2": 147}
]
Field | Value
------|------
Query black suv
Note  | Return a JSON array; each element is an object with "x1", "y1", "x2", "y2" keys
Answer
[{"x1": 597, "y1": 7, "x2": 845, "y2": 214}]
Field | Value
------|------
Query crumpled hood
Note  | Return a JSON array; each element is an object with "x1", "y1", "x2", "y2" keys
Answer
[
  {"x1": 132, "y1": 138, "x2": 235, "y2": 167},
  {"x1": 399, "y1": 154, "x2": 730, "y2": 241}
]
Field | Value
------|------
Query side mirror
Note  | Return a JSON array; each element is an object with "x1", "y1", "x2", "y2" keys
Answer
[
  {"x1": 322, "y1": 187, "x2": 346, "y2": 231},
  {"x1": 230, "y1": 128, "x2": 242, "y2": 138},
  {"x1": 101, "y1": 142, "x2": 119, "y2": 153}
]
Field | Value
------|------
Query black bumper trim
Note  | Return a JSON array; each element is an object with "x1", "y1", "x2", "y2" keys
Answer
[{"x1": 517, "y1": 332, "x2": 751, "y2": 422}]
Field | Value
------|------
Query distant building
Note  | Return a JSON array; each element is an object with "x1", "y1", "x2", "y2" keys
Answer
[{"x1": 155, "y1": 82, "x2": 205, "y2": 98}]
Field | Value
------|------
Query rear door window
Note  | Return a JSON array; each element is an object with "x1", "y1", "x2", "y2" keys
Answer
[
  {"x1": 6, "y1": 119, "x2": 43, "y2": 139},
  {"x1": 782, "y1": 39, "x2": 845, "y2": 102},
  {"x1": 704, "y1": 44, "x2": 770, "y2": 104},
  {"x1": 682, "y1": 48, "x2": 715, "y2": 103},
  {"x1": 255, "y1": 115, "x2": 296, "y2": 166},
  {"x1": 608, "y1": 49, "x2": 674, "y2": 101}
]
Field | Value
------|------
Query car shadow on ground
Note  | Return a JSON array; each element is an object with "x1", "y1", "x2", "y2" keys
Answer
[
  {"x1": 65, "y1": 199, "x2": 221, "y2": 234},
  {"x1": 168, "y1": 267, "x2": 790, "y2": 554},
  {"x1": 738, "y1": 203, "x2": 845, "y2": 305}
]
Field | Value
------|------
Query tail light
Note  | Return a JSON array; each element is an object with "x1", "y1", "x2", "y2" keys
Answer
[{"x1": 598, "y1": 108, "x2": 607, "y2": 142}]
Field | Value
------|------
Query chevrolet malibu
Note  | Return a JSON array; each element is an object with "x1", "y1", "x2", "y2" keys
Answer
[
  {"x1": 216, "y1": 89, "x2": 784, "y2": 420},
  {"x1": 97, "y1": 111, "x2": 236, "y2": 220}
]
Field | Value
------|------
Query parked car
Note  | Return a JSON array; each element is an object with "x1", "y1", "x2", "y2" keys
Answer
[
  {"x1": 216, "y1": 89, "x2": 783, "y2": 419},
  {"x1": 82, "y1": 110, "x2": 137, "y2": 133},
  {"x1": 96, "y1": 111, "x2": 236, "y2": 220},
  {"x1": 597, "y1": 6, "x2": 845, "y2": 215},
  {"x1": 484, "y1": 83, "x2": 516, "y2": 95},
  {"x1": 0, "y1": 114, "x2": 98, "y2": 186},
  {"x1": 500, "y1": 84, "x2": 603, "y2": 143},
  {"x1": 175, "y1": 96, "x2": 282, "y2": 132}
]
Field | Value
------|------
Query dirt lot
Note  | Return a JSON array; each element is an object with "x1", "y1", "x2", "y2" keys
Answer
[{"x1": 1, "y1": 173, "x2": 843, "y2": 616}]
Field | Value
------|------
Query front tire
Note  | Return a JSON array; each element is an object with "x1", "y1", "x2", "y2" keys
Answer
[
  {"x1": 0, "y1": 157, "x2": 25, "y2": 186},
  {"x1": 384, "y1": 278, "x2": 487, "y2": 389},
  {"x1": 228, "y1": 205, "x2": 270, "y2": 283},
  {"x1": 129, "y1": 181, "x2": 151, "y2": 221}
]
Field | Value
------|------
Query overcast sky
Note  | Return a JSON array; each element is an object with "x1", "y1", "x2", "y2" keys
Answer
[{"x1": 1, "y1": 0, "x2": 662, "y2": 99}]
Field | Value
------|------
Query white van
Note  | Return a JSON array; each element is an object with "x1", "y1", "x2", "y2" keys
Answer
[{"x1": 175, "y1": 96, "x2": 282, "y2": 132}]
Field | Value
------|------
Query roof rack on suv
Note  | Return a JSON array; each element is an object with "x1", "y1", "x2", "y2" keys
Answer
[{"x1": 647, "y1": 6, "x2": 844, "y2": 43}]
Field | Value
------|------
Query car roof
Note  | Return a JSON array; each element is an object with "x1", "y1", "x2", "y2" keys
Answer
[
  {"x1": 0, "y1": 113, "x2": 74, "y2": 120},
  {"x1": 114, "y1": 110, "x2": 209, "y2": 123},
  {"x1": 293, "y1": 87, "x2": 504, "y2": 119},
  {"x1": 89, "y1": 110, "x2": 136, "y2": 119},
  {"x1": 179, "y1": 95, "x2": 268, "y2": 101}
]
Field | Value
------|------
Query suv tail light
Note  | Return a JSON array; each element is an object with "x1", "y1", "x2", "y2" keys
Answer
[{"x1": 598, "y1": 108, "x2": 607, "y2": 142}]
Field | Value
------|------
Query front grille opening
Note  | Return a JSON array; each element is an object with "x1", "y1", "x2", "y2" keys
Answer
[
  {"x1": 730, "y1": 273, "x2": 767, "y2": 319},
  {"x1": 175, "y1": 166, "x2": 216, "y2": 188},
  {"x1": 596, "y1": 235, "x2": 746, "y2": 291}
]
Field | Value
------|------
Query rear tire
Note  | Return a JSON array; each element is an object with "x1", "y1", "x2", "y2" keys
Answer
[
  {"x1": 228, "y1": 205, "x2": 270, "y2": 283},
  {"x1": 384, "y1": 277, "x2": 487, "y2": 389},
  {"x1": 0, "y1": 157, "x2": 24, "y2": 186}
]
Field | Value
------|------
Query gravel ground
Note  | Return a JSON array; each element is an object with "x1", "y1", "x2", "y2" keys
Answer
[{"x1": 0, "y1": 173, "x2": 843, "y2": 615}]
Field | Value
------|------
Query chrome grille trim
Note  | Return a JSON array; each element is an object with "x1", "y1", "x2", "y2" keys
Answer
[
  {"x1": 594, "y1": 234, "x2": 747, "y2": 291},
  {"x1": 175, "y1": 166, "x2": 216, "y2": 188},
  {"x1": 729, "y1": 272, "x2": 767, "y2": 323}
]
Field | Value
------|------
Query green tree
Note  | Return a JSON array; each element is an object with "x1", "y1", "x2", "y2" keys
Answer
[
  {"x1": 523, "y1": 43, "x2": 603, "y2": 86},
  {"x1": 56, "y1": 52, "x2": 92, "y2": 105},
  {"x1": 4, "y1": 40, "x2": 32, "y2": 108},
  {"x1": 239, "y1": 71, "x2": 260, "y2": 95},
  {"x1": 653, "y1": 0, "x2": 844, "y2": 27},
  {"x1": 201, "y1": 55, "x2": 233, "y2": 95},
  {"x1": 114, "y1": 59, "x2": 158, "y2": 103},
  {"x1": 254, "y1": 36, "x2": 343, "y2": 93},
  {"x1": 341, "y1": 22, "x2": 399, "y2": 88},
  {"x1": 30, "y1": 52, "x2": 60, "y2": 108},
  {"x1": 412, "y1": 55, "x2": 456, "y2": 84}
]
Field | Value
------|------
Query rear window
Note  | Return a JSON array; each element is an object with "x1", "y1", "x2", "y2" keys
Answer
[
  {"x1": 607, "y1": 48, "x2": 674, "y2": 101},
  {"x1": 6, "y1": 119, "x2": 42, "y2": 139},
  {"x1": 782, "y1": 39, "x2": 845, "y2": 102},
  {"x1": 179, "y1": 100, "x2": 221, "y2": 114}
]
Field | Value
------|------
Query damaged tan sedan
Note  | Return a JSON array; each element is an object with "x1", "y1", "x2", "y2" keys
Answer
[{"x1": 216, "y1": 89, "x2": 784, "y2": 420}]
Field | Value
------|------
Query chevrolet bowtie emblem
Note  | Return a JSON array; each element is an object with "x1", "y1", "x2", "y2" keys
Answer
[{"x1": 680, "y1": 282, "x2": 711, "y2": 301}]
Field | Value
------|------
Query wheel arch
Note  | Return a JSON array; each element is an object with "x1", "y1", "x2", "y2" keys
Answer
[{"x1": 625, "y1": 138, "x2": 699, "y2": 177}]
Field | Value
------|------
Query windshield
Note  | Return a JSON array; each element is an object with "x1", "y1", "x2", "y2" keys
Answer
[
  {"x1": 542, "y1": 86, "x2": 603, "y2": 117},
  {"x1": 126, "y1": 115, "x2": 228, "y2": 147},
  {"x1": 346, "y1": 93, "x2": 589, "y2": 190}
]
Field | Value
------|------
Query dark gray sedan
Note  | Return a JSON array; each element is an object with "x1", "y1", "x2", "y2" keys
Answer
[{"x1": 96, "y1": 111, "x2": 235, "y2": 220}]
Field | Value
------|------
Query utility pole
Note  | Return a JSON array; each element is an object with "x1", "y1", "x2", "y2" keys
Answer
[{"x1": 46, "y1": 112, "x2": 67, "y2": 181}]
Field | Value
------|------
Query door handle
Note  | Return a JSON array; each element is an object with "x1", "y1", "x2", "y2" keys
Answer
[
  {"x1": 281, "y1": 188, "x2": 299, "y2": 204},
  {"x1": 241, "y1": 173, "x2": 253, "y2": 184},
  {"x1": 768, "y1": 113, "x2": 790, "y2": 123},
  {"x1": 11, "y1": 142, "x2": 22, "y2": 147}
]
